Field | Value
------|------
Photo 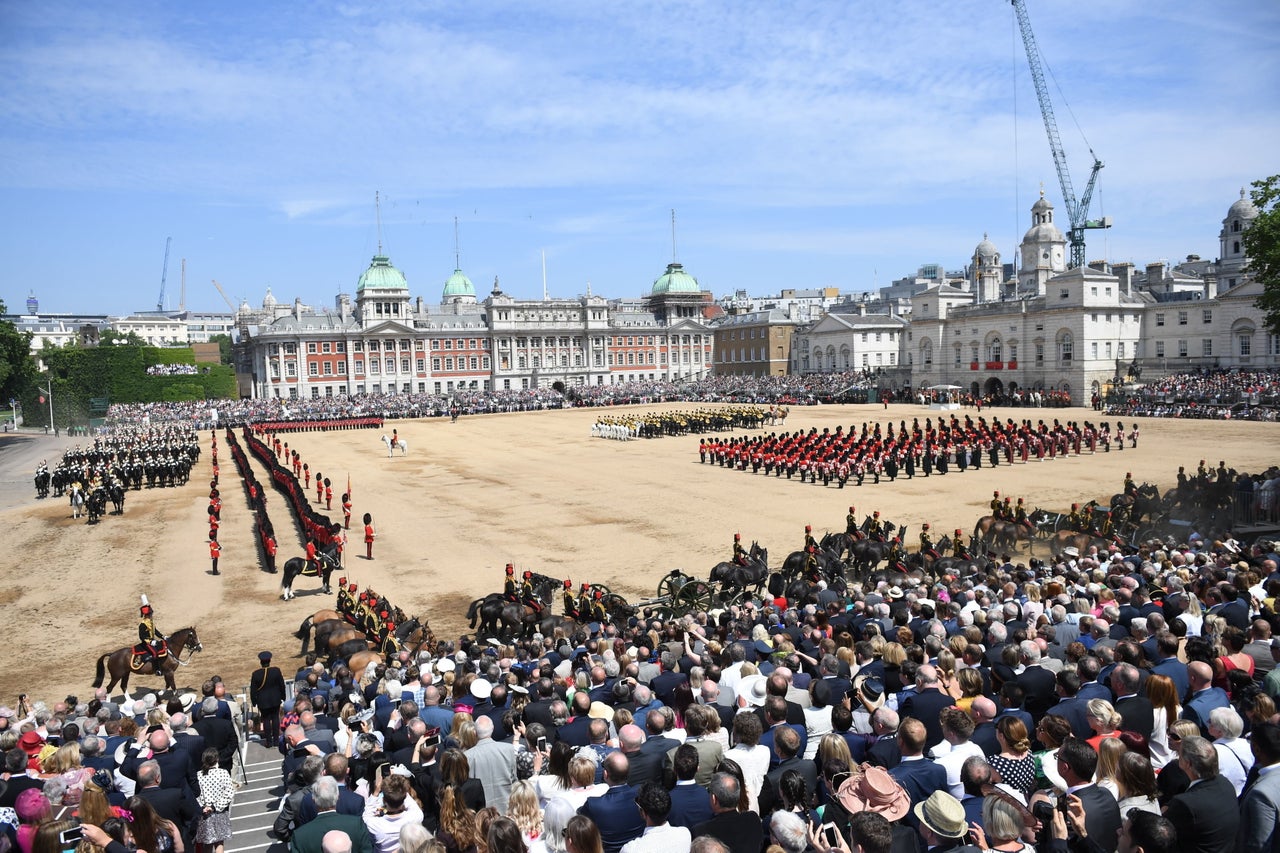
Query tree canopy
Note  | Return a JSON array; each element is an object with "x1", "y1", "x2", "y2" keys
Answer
[
  {"x1": 1244, "y1": 175, "x2": 1280, "y2": 335},
  {"x1": 0, "y1": 298, "x2": 39, "y2": 406}
]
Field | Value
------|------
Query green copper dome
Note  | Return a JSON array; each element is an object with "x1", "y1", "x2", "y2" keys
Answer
[
  {"x1": 356, "y1": 254, "x2": 408, "y2": 292},
  {"x1": 442, "y1": 268, "x2": 475, "y2": 298},
  {"x1": 651, "y1": 262, "x2": 700, "y2": 295}
]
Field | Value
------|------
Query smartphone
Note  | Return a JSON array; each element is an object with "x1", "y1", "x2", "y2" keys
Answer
[
  {"x1": 59, "y1": 826, "x2": 84, "y2": 848},
  {"x1": 822, "y1": 824, "x2": 839, "y2": 846},
  {"x1": 537, "y1": 736, "x2": 547, "y2": 751}
]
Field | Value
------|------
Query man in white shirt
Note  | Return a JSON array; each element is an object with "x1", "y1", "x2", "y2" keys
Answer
[
  {"x1": 1207, "y1": 706, "x2": 1253, "y2": 795},
  {"x1": 620, "y1": 781, "x2": 691, "y2": 853},
  {"x1": 932, "y1": 708, "x2": 985, "y2": 798}
]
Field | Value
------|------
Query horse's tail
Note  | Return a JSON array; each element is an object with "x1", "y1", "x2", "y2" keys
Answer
[
  {"x1": 92, "y1": 653, "x2": 108, "y2": 688},
  {"x1": 295, "y1": 615, "x2": 313, "y2": 643},
  {"x1": 466, "y1": 599, "x2": 480, "y2": 628}
]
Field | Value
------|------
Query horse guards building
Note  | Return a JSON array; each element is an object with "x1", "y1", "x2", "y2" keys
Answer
[{"x1": 7, "y1": 188, "x2": 1273, "y2": 403}]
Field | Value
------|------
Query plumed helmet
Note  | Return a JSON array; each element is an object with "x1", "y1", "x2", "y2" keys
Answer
[
  {"x1": 734, "y1": 533, "x2": 741, "y2": 541},
  {"x1": 523, "y1": 570, "x2": 532, "y2": 579},
  {"x1": 348, "y1": 584, "x2": 357, "y2": 593},
  {"x1": 955, "y1": 528, "x2": 963, "y2": 536},
  {"x1": 805, "y1": 525, "x2": 812, "y2": 533},
  {"x1": 922, "y1": 523, "x2": 930, "y2": 530},
  {"x1": 564, "y1": 579, "x2": 572, "y2": 589},
  {"x1": 593, "y1": 590, "x2": 603, "y2": 599},
  {"x1": 140, "y1": 605, "x2": 153, "y2": 616},
  {"x1": 1072, "y1": 503, "x2": 1079, "y2": 510},
  {"x1": 581, "y1": 582, "x2": 589, "y2": 590},
  {"x1": 873, "y1": 510, "x2": 880, "y2": 517}
]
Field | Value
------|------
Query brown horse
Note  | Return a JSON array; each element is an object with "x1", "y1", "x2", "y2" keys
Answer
[
  {"x1": 1049, "y1": 531, "x2": 1110, "y2": 557},
  {"x1": 93, "y1": 627, "x2": 203, "y2": 696}
]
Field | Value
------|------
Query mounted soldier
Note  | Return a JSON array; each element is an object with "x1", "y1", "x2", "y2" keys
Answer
[
  {"x1": 589, "y1": 588, "x2": 607, "y2": 624},
  {"x1": 521, "y1": 570, "x2": 544, "y2": 614},
  {"x1": 952, "y1": 528, "x2": 970, "y2": 560},
  {"x1": 990, "y1": 490, "x2": 1002, "y2": 518},
  {"x1": 1123, "y1": 471, "x2": 1137, "y2": 497},
  {"x1": 919, "y1": 524, "x2": 939, "y2": 561},
  {"x1": 135, "y1": 596, "x2": 168, "y2": 669},
  {"x1": 1067, "y1": 503, "x2": 1083, "y2": 532},
  {"x1": 732, "y1": 533, "x2": 749, "y2": 567},
  {"x1": 845, "y1": 506, "x2": 858, "y2": 537},
  {"x1": 562, "y1": 580, "x2": 581, "y2": 619},
  {"x1": 1013, "y1": 498, "x2": 1033, "y2": 532},
  {"x1": 504, "y1": 563, "x2": 519, "y2": 603},
  {"x1": 577, "y1": 583, "x2": 593, "y2": 619},
  {"x1": 803, "y1": 524, "x2": 819, "y2": 578},
  {"x1": 867, "y1": 511, "x2": 885, "y2": 542}
]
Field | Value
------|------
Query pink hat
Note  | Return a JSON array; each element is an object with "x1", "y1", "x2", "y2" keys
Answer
[{"x1": 836, "y1": 766, "x2": 911, "y2": 822}]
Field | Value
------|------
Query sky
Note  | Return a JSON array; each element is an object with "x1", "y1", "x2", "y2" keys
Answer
[{"x1": 1, "y1": 1, "x2": 1277, "y2": 316}]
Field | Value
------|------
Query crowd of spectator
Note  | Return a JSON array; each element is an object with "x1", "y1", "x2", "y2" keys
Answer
[
  {"x1": 145, "y1": 365, "x2": 201, "y2": 376},
  {"x1": 10, "y1": 531, "x2": 1280, "y2": 853},
  {"x1": 1106, "y1": 369, "x2": 1280, "y2": 420}
]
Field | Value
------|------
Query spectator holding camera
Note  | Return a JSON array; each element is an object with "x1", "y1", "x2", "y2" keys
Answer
[{"x1": 1030, "y1": 738, "x2": 1120, "y2": 853}]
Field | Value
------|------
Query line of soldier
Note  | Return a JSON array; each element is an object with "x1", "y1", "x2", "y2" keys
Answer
[
  {"x1": 698, "y1": 415, "x2": 1135, "y2": 487},
  {"x1": 42, "y1": 425, "x2": 200, "y2": 495},
  {"x1": 335, "y1": 579, "x2": 405, "y2": 657},
  {"x1": 501, "y1": 564, "x2": 609, "y2": 623},
  {"x1": 595, "y1": 406, "x2": 770, "y2": 438}
]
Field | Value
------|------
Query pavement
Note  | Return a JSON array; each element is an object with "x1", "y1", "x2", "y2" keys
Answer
[{"x1": 227, "y1": 740, "x2": 289, "y2": 853}]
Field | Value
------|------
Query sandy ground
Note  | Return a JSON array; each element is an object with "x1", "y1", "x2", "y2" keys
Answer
[{"x1": 1, "y1": 403, "x2": 1276, "y2": 705}]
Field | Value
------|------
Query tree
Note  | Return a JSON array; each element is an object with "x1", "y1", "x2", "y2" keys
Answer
[
  {"x1": 209, "y1": 333, "x2": 233, "y2": 365},
  {"x1": 0, "y1": 298, "x2": 39, "y2": 407},
  {"x1": 100, "y1": 329, "x2": 147, "y2": 346},
  {"x1": 1244, "y1": 175, "x2": 1280, "y2": 335}
]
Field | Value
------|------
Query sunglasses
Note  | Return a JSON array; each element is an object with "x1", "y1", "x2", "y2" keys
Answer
[{"x1": 1167, "y1": 731, "x2": 1182, "y2": 742}]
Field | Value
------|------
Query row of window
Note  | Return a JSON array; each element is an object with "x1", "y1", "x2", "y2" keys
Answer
[
  {"x1": 1154, "y1": 310, "x2": 1213, "y2": 327},
  {"x1": 274, "y1": 335, "x2": 710, "y2": 356}
]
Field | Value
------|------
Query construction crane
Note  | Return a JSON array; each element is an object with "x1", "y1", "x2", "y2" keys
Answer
[
  {"x1": 1011, "y1": 0, "x2": 1111, "y2": 269},
  {"x1": 211, "y1": 279, "x2": 237, "y2": 312},
  {"x1": 156, "y1": 237, "x2": 172, "y2": 312}
]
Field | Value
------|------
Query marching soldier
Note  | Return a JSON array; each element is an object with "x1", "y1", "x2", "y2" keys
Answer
[
  {"x1": 363, "y1": 512, "x2": 375, "y2": 560},
  {"x1": 732, "y1": 534, "x2": 748, "y2": 566},
  {"x1": 919, "y1": 524, "x2": 938, "y2": 560},
  {"x1": 136, "y1": 596, "x2": 166, "y2": 669},
  {"x1": 303, "y1": 463, "x2": 310, "y2": 489},
  {"x1": 504, "y1": 564, "x2": 519, "y2": 602},
  {"x1": 324, "y1": 477, "x2": 333, "y2": 511}
]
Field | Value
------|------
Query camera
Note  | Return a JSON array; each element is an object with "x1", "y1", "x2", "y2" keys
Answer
[
  {"x1": 59, "y1": 826, "x2": 84, "y2": 848},
  {"x1": 1031, "y1": 798, "x2": 1056, "y2": 824}
]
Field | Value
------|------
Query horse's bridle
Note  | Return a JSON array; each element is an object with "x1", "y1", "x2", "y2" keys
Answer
[{"x1": 168, "y1": 631, "x2": 203, "y2": 666}]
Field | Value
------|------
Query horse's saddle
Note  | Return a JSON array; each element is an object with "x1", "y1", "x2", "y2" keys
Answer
[{"x1": 130, "y1": 642, "x2": 168, "y2": 671}]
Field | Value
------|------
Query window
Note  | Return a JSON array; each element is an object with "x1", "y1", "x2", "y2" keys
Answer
[
  {"x1": 1155, "y1": 313, "x2": 1165, "y2": 327},
  {"x1": 337, "y1": 362, "x2": 346, "y2": 375},
  {"x1": 445, "y1": 358, "x2": 454, "y2": 371},
  {"x1": 308, "y1": 343, "x2": 317, "y2": 354},
  {"x1": 1178, "y1": 312, "x2": 1188, "y2": 326},
  {"x1": 336, "y1": 342, "x2": 346, "y2": 353},
  {"x1": 1118, "y1": 343, "x2": 1125, "y2": 359},
  {"x1": 444, "y1": 339, "x2": 453, "y2": 349},
  {"x1": 1178, "y1": 340, "x2": 1188, "y2": 357},
  {"x1": 1060, "y1": 335, "x2": 1073, "y2": 362},
  {"x1": 482, "y1": 356, "x2": 490, "y2": 369},
  {"x1": 354, "y1": 360, "x2": 364, "y2": 375},
  {"x1": 470, "y1": 357, "x2": 478, "y2": 370},
  {"x1": 369, "y1": 359, "x2": 379, "y2": 374},
  {"x1": 1060, "y1": 289, "x2": 1069, "y2": 300},
  {"x1": 401, "y1": 358, "x2": 410, "y2": 372},
  {"x1": 431, "y1": 340, "x2": 440, "y2": 350},
  {"x1": 1202, "y1": 339, "x2": 1212, "y2": 356},
  {"x1": 1240, "y1": 334, "x2": 1252, "y2": 356},
  {"x1": 1203, "y1": 309, "x2": 1213, "y2": 324},
  {"x1": 432, "y1": 358, "x2": 441, "y2": 371},
  {"x1": 284, "y1": 343, "x2": 296, "y2": 354},
  {"x1": 322, "y1": 361, "x2": 332, "y2": 375},
  {"x1": 1091, "y1": 342, "x2": 1098, "y2": 359},
  {"x1": 368, "y1": 340, "x2": 379, "y2": 351},
  {"x1": 416, "y1": 358, "x2": 425, "y2": 372},
  {"x1": 1035, "y1": 344, "x2": 1044, "y2": 364},
  {"x1": 1156, "y1": 341, "x2": 1165, "y2": 357},
  {"x1": 384, "y1": 358, "x2": 394, "y2": 373},
  {"x1": 308, "y1": 362, "x2": 318, "y2": 376}
]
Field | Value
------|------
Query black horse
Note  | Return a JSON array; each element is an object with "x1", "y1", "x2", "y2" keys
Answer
[
  {"x1": 281, "y1": 546, "x2": 341, "y2": 599},
  {"x1": 709, "y1": 543, "x2": 769, "y2": 596},
  {"x1": 34, "y1": 470, "x2": 50, "y2": 499},
  {"x1": 467, "y1": 577, "x2": 557, "y2": 640},
  {"x1": 86, "y1": 487, "x2": 109, "y2": 524},
  {"x1": 109, "y1": 482, "x2": 126, "y2": 515}
]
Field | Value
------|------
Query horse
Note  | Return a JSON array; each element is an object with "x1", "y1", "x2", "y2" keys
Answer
[
  {"x1": 469, "y1": 578, "x2": 556, "y2": 640},
  {"x1": 92, "y1": 626, "x2": 203, "y2": 696},
  {"x1": 820, "y1": 532, "x2": 860, "y2": 563},
  {"x1": 34, "y1": 470, "x2": 50, "y2": 499},
  {"x1": 69, "y1": 485, "x2": 85, "y2": 519},
  {"x1": 280, "y1": 547, "x2": 340, "y2": 600},
  {"x1": 86, "y1": 488, "x2": 108, "y2": 524},
  {"x1": 780, "y1": 546, "x2": 845, "y2": 579},
  {"x1": 295, "y1": 610, "x2": 348, "y2": 653},
  {"x1": 984, "y1": 518, "x2": 1040, "y2": 553},
  {"x1": 109, "y1": 482, "x2": 126, "y2": 515},
  {"x1": 709, "y1": 543, "x2": 769, "y2": 596},
  {"x1": 1049, "y1": 530, "x2": 1111, "y2": 558},
  {"x1": 380, "y1": 434, "x2": 408, "y2": 457},
  {"x1": 1112, "y1": 484, "x2": 1164, "y2": 523}
]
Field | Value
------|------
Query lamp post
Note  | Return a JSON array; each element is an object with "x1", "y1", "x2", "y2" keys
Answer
[{"x1": 45, "y1": 378, "x2": 54, "y2": 434}]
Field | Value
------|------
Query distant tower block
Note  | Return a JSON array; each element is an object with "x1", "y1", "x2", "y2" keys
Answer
[{"x1": 26, "y1": 290, "x2": 38, "y2": 314}]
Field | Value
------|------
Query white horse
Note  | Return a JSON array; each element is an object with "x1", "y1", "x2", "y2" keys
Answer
[
  {"x1": 381, "y1": 434, "x2": 408, "y2": 457},
  {"x1": 69, "y1": 485, "x2": 84, "y2": 519}
]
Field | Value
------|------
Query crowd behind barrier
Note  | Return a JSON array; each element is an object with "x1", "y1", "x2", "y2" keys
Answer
[
  {"x1": 10, "y1": 462, "x2": 1280, "y2": 853},
  {"x1": 1105, "y1": 369, "x2": 1280, "y2": 421},
  {"x1": 145, "y1": 364, "x2": 200, "y2": 376}
]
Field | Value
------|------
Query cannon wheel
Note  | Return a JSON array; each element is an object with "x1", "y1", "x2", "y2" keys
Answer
[
  {"x1": 674, "y1": 580, "x2": 713, "y2": 614},
  {"x1": 656, "y1": 571, "x2": 689, "y2": 600},
  {"x1": 717, "y1": 587, "x2": 751, "y2": 609}
]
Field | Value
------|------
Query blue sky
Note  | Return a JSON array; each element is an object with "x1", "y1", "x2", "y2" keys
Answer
[{"x1": 1, "y1": 0, "x2": 1277, "y2": 315}]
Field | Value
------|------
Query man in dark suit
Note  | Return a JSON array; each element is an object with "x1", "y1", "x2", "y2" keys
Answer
[
  {"x1": 759, "y1": 696, "x2": 807, "y2": 769},
  {"x1": 556, "y1": 691, "x2": 595, "y2": 747},
  {"x1": 898, "y1": 665, "x2": 953, "y2": 752},
  {"x1": 1051, "y1": 737, "x2": 1121, "y2": 853},
  {"x1": 1164, "y1": 735, "x2": 1240, "y2": 853},
  {"x1": 168, "y1": 714, "x2": 206, "y2": 765},
  {"x1": 1075, "y1": 657, "x2": 1112, "y2": 703},
  {"x1": 134, "y1": 759, "x2": 198, "y2": 849},
  {"x1": 522, "y1": 679, "x2": 557, "y2": 729},
  {"x1": 759, "y1": 726, "x2": 818, "y2": 817},
  {"x1": 295, "y1": 754, "x2": 366, "y2": 825},
  {"x1": 1151, "y1": 633, "x2": 1190, "y2": 702},
  {"x1": 250, "y1": 650, "x2": 287, "y2": 749},
  {"x1": 887, "y1": 718, "x2": 947, "y2": 808},
  {"x1": 1015, "y1": 642, "x2": 1058, "y2": 726},
  {"x1": 1111, "y1": 663, "x2": 1155, "y2": 739},
  {"x1": 621, "y1": 719, "x2": 670, "y2": 788},
  {"x1": 1182, "y1": 661, "x2": 1229, "y2": 737},
  {"x1": 193, "y1": 696, "x2": 239, "y2": 771},
  {"x1": 289, "y1": 777, "x2": 373, "y2": 853},
  {"x1": 867, "y1": 707, "x2": 902, "y2": 769},
  {"x1": 577, "y1": 753, "x2": 645, "y2": 853},
  {"x1": 970, "y1": 697, "x2": 1001, "y2": 757},
  {"x1": 692, "y1": 772, "x2": 763, "y2": 853},
  {"x1": 751, "y1": 673, "x2": 806, "y2": 728},
  {"x1": 281, "y1": 724, "x2": 327, "y2": 788},
  {"x1": 650, "y1": 651, "x2": 689, "y2": 706},
  {"x1": 122, "y1": 728, "x2": 199, "y2": 800},
  {"x1": 665, "y1": 745, "x2": 713, "y2": 829},
  {"x1": 1046, "y1": 670, "x2": 1093, "y2": 742}
]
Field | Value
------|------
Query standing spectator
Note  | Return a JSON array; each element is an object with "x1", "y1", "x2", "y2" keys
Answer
[
  {"x1": 250, "y1": 652, "x2": 286, "y2": 749},
  {"x1": 289, "y1": 777, "x2": 373, "y2": 853},
  {"x1": 466, "y1": 716, "x2": 515, "y2": 813},
  {"x1": 690, "y1": 773, "x2": 761, "y2": 853},
  {"x1": 361, "y1": 773, "x2": 422, "y2": 853},
  {"x1": 195, "y1": 748, "x2": 234, "y2": 853},
  {"x1": 1238, "y1": 723, "x2": 1280, "y2": 853},
  {"x1": 987, "y1": 717, "x2": 1036, "y2": 800},
  {"x1": 620, "y1": 782, "x2": 692, "y2": 853},
  {"x1": 1164, "y1": 736, "x2": 1239, "y2": 853},
  {"x1": 1144, "y1": 674, "x2": 1181, "y2": 770},
  {"x1": 1206, "y1": 706, "x2": 1252, "y2": 795},
  {"x1": 1182, "y1": 662, "x2": 1229, "y2": 736},
  {"x1": 886, "y1": 718, "x2": 946, "y2": 809},
  {"x1": 577, "y1": 753, "x2": 644, "y2": 853}
]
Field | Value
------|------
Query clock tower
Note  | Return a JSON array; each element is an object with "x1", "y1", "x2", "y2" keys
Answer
[{"x1": 1018, "y1": 191, "x2": 1067, "y2": 295}]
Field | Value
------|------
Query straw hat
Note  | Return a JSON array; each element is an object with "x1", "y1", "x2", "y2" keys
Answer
[
  {"x1": 852, "y1": 674, "x2": 885, "y2": 710},
  {"x1": 737, "y1": 674, "x2": 768, "y2": 707},
  {"x1": 836, "y1": 765, "x2": 911, "y2": 822},
  {"x1": 914, "y1": 790, "x2": 968, "y2": 839}
]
